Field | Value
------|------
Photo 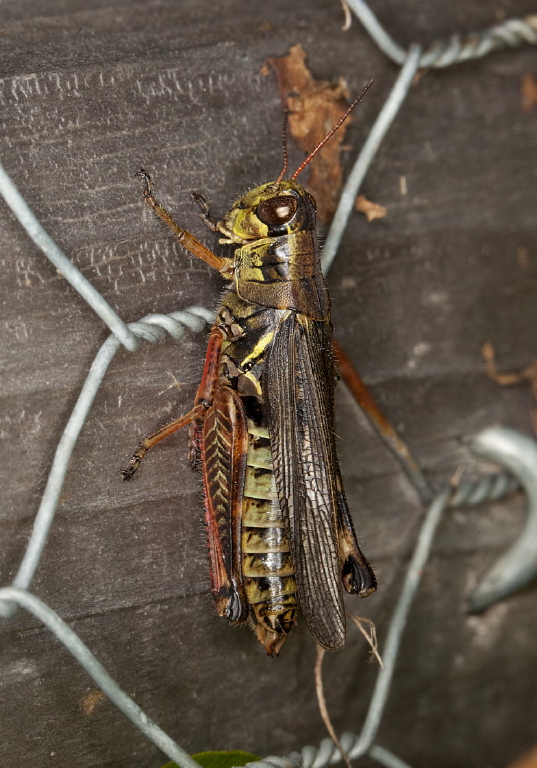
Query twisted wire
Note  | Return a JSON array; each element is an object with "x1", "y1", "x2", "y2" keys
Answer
[
  {"x1": 0, "y1": 307, "x2": 212, "y2": 620},
  {"x1": 449, "y1": 470, "x2": 519, "y2": 509},
  {"x1": 256, "y1": 738, "x2": 412, "y2": 768},
  {"x1": 418, "y1": 16, "x2": 537, "y2": 69},
  {"x1": 323, "y1": 8, "x2": 537, "y2": 273},
  {"x1": 0, "y1": 164, "x2": 139, "y2": 352},
  {"x1": 0, "y1": 588, "x2": 202, "y2": 768},
  {"x1": 1, "y1": 1, "x2": 535, "y2": 766},
  {"x1": 250, "y1": 468, "x2": 520, "y2": 768},
  {"x1": 345, "y1": 0, "x2": 537, "y2": 68}
]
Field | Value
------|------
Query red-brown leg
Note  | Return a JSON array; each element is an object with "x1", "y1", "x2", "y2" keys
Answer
[
  {"x1": 137, "y1": 170, "x2": 233, "y2": 278},
  {"x1": 334, "y1": 339, "x2": 432, "y2": 502},
  {"x1": 201, "y1": 386, "x2": 249, "y2": 622},
  {"x1": 122, "y1": 326, "x2": 225, "y2": 483},
  {"x1": 122, "y1": 404, "x2": 206, "y2": 480}
]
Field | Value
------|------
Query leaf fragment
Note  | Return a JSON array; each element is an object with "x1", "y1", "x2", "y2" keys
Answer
[
  {"x1": 268, "y1": 44, "x2": 356, "y2": 223},
  {"x1": 355, "y1": 194, "x2": 387, "y2": 222}
]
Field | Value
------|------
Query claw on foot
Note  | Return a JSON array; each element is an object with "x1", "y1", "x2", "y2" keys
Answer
[
  {"x1": 121, "y1": 450, "x2": 145, "y2": 481},
  {"x1": 136, "y1": 168, "x2": 154, "y2": 198}
]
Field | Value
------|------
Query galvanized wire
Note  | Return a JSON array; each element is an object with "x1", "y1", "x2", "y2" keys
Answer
[
  {"x1": 345, "y1": 0, "x2": 537, "y2": 68},
  {"x1": 468, "y1": 428, "x2": 537, "y2": 612},
  {"x1": 1, "y1": 1, "x2": 536, "y2": 767},
  {"x1": 0, "y1": 164, "x2": 139, "y2": 353},
  {"x1": 252, "y1": 465, "x2": 523, "y2": 768},
  {"x1": 0, "y1": 308, "x2": 212, "y2": 620},
  {"x1": 0, "y1": 587, "x2": 201, "y2": 768},
  {"x1": 322, "y1": 44, "x2": 422, "y2": 273},
  {"x1": 323, "y1": 8, "x2": 537, "y2": 273}
]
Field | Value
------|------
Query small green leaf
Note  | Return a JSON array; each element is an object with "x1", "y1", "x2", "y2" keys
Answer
[
  {"x1": 193, "y1": 751, "x2": 261, "y2": 768},
  {"x1": 161, "y1": 750, "x2": 260, "y2": 768}
]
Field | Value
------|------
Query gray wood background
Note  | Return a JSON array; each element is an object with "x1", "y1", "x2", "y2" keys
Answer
[{"x1": 1, "y1": 2, "x2": 536, "y2": 767}]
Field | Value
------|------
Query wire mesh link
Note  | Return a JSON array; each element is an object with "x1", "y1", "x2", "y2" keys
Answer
[
  {"x1": 0, "y1": 164, "x2": 140, "y2": 352},
  {"x1": 322, "y1": 45, "x2": 422, "y2": 273},
  {"x1": 1, "y1": 1, "x2": 537, "y2": 766},
  {"x1": 0, "y1": 307, "x2": 212, "y2": 620},
  {"x1": 323, "y1": 8, "x2": 537, "y2": 272},
  {"x1": 251, "y1": 469, "x2": 523, "y2": 768},
  {"x1": 467, "y1": 428, "x2": 537, "y2": 612},
  {"x1": 0, "y1": 587, "x2": 201, "y2": 768},
  {"x1": 345, "y1": 0, "x2": 537, "y2": 68},
  {"x1": 449, "y1": 470, "x2": 519, "y2": 508}
]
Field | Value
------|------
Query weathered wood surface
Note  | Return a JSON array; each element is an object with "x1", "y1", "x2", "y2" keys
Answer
[{"x1": 1, "y1": 2, "x2": 536, "y2": 767}]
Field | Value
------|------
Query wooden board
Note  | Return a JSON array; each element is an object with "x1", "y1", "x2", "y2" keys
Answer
[{"x1": 1, "y1": 2, "x2": 536, "y2": 767}]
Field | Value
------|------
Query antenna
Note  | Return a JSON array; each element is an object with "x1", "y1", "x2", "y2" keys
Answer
[
  {"x1": 290, "y1": 79, "x2": 373, "y2": 180},
  {"x1": 275, "y1": 108, "x2": 289, "y2": 183}
]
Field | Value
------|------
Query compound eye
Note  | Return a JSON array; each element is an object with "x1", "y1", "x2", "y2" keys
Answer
[{"x1": 256, "y1": 195, "x2": 298, "y2": 226}]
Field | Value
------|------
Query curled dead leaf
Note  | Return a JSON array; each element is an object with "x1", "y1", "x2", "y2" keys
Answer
[{"x1": 267, "y1": 44, "x2": 359, "y2": 223}]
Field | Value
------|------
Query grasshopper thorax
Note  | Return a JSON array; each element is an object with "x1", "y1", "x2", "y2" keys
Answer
[{"x1": 220, "y1": 179, "x2": 317, "y2": 243}]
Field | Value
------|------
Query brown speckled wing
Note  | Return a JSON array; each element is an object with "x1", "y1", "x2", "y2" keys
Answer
[{"x1": 265, "y1": 311, "x2": 346, "y2": 650}]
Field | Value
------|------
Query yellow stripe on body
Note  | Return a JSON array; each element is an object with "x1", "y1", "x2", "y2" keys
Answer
[{"x1": 239, "y1": 328, "x2": 274, "y2": 373}]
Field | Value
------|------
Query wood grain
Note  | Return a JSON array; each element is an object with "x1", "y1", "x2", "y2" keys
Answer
[{"x1": 1, "y1": 2, "x2": 536, "y2": 767}]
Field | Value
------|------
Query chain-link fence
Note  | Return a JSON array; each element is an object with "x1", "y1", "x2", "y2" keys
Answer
[{"x1": 1, "y1": 3, "x2": 537, "y2": 767}]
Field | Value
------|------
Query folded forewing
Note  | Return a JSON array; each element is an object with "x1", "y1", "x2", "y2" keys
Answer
[{"x1": 266, "y1": 311, "x2": 345, "y2": 650}]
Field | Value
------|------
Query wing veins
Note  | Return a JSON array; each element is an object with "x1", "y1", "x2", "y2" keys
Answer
[{"x1": 266, "y1": 312, "x2": 345, "y2": 650}]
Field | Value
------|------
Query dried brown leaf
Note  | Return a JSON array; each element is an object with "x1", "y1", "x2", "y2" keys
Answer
[
  {"x1": 268, "y1": 44, "x2": 354, "y2": 223},
  {"x1": 355, "y1": 194, "x2": 387, "y2": 222}
]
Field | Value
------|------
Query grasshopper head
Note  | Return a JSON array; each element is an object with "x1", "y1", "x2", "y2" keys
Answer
[{"x1": 219, "y1": 179, "x2": 317, "y2": 242}]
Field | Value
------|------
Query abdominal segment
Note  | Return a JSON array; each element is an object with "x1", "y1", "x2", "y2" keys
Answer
[{"x1": 241, "y1": 419, "x2": 298, "y2": 656}]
